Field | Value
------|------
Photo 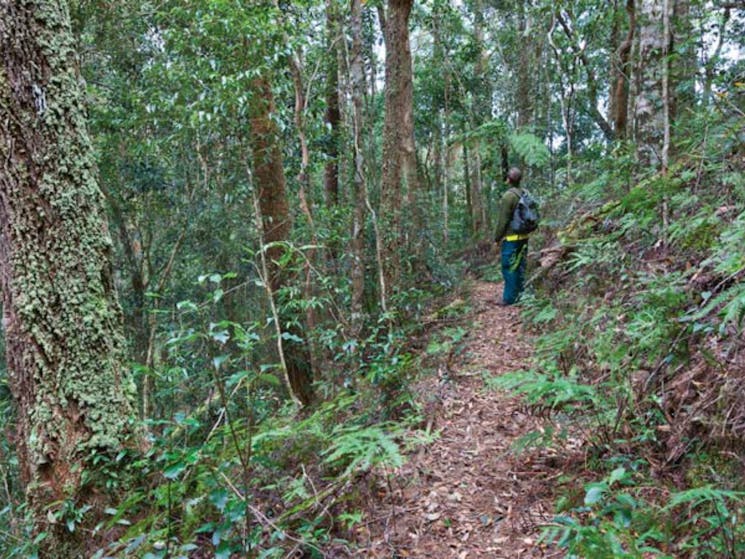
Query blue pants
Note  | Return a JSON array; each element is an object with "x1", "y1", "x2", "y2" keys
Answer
[{"x1": 501, "y1": 240, "x2": 528, "y2": 304}]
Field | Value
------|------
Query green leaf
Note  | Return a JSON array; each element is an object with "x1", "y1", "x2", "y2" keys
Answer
[
  {"x1": 257, "y1": 373, "x2": 281, "y2": 386},
  {"x1": 163, "y1": 462, "x2": 186, "y2": 480},
  {"x1": 210, "y1": 328, "x2": 230, "y2": 344},
  {"x1": 322, "y1": 423, "x2": 404, "y2": 477},
  {"x1": 584, "y1": 485, "x2": 605, "y2": 506},
  {"x1": 176, "y1": 300, "x2": 198, "y2": 311},
  {"x1": 213, "y1": 355, "x2": 229, "y2": 370},
  {"x1": 210, "y1": 489, "x2": 229, "y2": 511},
  {"x1": 608, "y1": 467, "x2": 626, "y2": 486},
  {"x1": 281, "y1": 331, "x2": 303, "y2": 343},
  {"x1": 227, "y1": 370, "x2": 250, "y2": 387},
  {"x1": 215, "y1": 541, "x2": 232, "y2": 559}
]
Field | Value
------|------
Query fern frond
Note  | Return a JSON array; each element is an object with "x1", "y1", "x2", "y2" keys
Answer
[{"x1": 321, "y1": 423, "x2": 405, "y2": 477}]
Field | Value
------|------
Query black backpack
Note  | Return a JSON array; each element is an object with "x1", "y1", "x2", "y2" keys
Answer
[{"x1": 509, "y1": 188, "x2": 540, "y2": 234}]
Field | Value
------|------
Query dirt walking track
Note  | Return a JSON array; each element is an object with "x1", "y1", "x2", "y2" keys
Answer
[{"x1": 356, "y1": 280, "x2": 567, "y2": 558}]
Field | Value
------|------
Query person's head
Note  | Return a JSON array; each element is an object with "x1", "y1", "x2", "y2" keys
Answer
[{"x1": 507, "y1": 167, "x2": 522, "y2": 185}]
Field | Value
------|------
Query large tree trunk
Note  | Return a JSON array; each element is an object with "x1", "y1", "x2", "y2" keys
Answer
[
  {"x1": 633, "y1": 0, "x2": 670, "y2": 167},
  {"x1": 548, "y1": 13, "x2": 576, "y2": 184},
  {"x1": 610, "y1": 0, "x2": 635, "y2": 139},
  {"x1": 0, "y1": 1, "x2": 138, "y2": 555},
  {"x1": 431, "y1": 1, "x2": 451, "y2": 245},
  {"x1": 469, "y1": 0, "x2": 488, "y2": 236},
  {"x1": 324, "y1": 0, "x2": 341, "y2": 207},
  {"x1": 515, "y1": 1, "x2": 534, "y2": 129},
  {"x1": 701, "y1": 5, "x2": 730, "y2": 108},
  {"x1": 463, "y1": 139, "x2": 473, "y2": 231},
  {"x1": 670, "y1": 0, "x2": 695, "y2": 120},
  {"x1": 349, "y1": 0, "x2": 368, "y2": 328},
  {"x1": 380, "y1": 0, "x2": 417, "y2": 298},
  {"x1": 249, "y1": 76, "x2": 313, "y2": 406}
]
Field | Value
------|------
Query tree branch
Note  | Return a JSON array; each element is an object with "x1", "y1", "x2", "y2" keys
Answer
[
  {"x1": 715, "y1": 1, "x2": 745, "y2": 8},
  {"x1": 556, "y1": 10, "x2": 615, "y2": 142}
]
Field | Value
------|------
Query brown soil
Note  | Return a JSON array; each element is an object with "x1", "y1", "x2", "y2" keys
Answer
[{"x1": 354, "y1": 280, "x2": 570, "y2": 558}]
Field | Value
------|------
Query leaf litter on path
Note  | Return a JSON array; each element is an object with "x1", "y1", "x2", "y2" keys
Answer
[{"x1": 354, "y1": 281, "x2": 568, "y2": 559}]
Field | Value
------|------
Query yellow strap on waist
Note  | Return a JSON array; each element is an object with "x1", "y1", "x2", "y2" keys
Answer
[{"x1": 504, "y1": 233, "x2": 529, "y2": 241}]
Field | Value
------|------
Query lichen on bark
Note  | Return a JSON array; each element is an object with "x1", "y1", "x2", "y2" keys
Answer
[{"x1": 1, "y1": 0, "x2": 140, "y2": 554}]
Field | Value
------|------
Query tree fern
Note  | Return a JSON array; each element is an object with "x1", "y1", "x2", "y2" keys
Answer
[{"x1": 509, "y1": 132, "x2": 550, "y2": 168}]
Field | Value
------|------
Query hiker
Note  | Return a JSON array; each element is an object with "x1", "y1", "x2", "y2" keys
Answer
[{"x1": 493, "y1": 167, "x2": 537, "y2": 306}]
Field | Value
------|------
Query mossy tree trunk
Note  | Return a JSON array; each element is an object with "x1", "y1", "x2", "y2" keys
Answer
[
  {"x1": 0, "y1": 1, "x2": 139, "y2": 556},
  {"x1": 634, "y1": 0, "x2": 670, "y2": 167}
]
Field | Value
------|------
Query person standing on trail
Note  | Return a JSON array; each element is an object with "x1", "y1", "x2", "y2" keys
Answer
[{"x1": 493, "y1": 167, "x2": 533, "y2": 306}]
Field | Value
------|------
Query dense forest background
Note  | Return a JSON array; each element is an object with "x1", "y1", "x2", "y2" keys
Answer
[{"x1": 1, "y1": 0, "x2": 744, "y2": 557}]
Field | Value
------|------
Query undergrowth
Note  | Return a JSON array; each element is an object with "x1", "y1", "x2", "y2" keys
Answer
[
  {"x1": 490, "y1": 110, "x2": 745, "y2": 557},
  {"x1": 83, "y1": 281, "x2": 462, "y2": 559},
  {"x1": 1, "y1": 266, "x2": 473, "y2": 559}
]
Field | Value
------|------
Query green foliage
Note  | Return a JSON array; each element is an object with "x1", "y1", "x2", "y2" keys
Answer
[
  {"x1": 64, "y1": 265, "x2": 436, "y2": 557},
  {"x1": 456, "y1": 119, "x2": 509, "y2": 144},
  {"x1": 682, "y1": 210, "x2": 745, "y2": 335},
  {"x1": 322, "y1": 422, "x2": 405, "y2": 476},
  {"x1": 0, "y1": 504, "x2": 40, "y2": 559},
  {"x1": 509, "y1": 132, "x2": 551, "y2": 168},
  {"x1": 453, "y1": 120, "x2": 547, "y2": 185},
  {"x1": 484, "y1": 65, "x2": 745, "y2": 551},
  {"x1": 666, "y1": 197, "x2": 722, "y2": 251},
  {"x1": 486, "y1": 367, "x2": 603, "y2": 418},
  {"x1": 663, "y1": 486, "x2": 745, "y2": 558},
  {"x1": 545, "y1": 475, "x2": 745, "y2": 559},
  {"x1": 89, "y1": 386, "x2": 413, "y2": 557},
  {"x1": 0, "y1": 0, "x2": 741, "y2": 557},
  {"x1": 543, "y1": 468, "x2": 669, "y2": 559},
  {"x1": 684, "y1": 281, "x2": 745, "y2": 335},
  {"x1": 522, "y1": 297, "x2": 559, "y2": 325}
]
